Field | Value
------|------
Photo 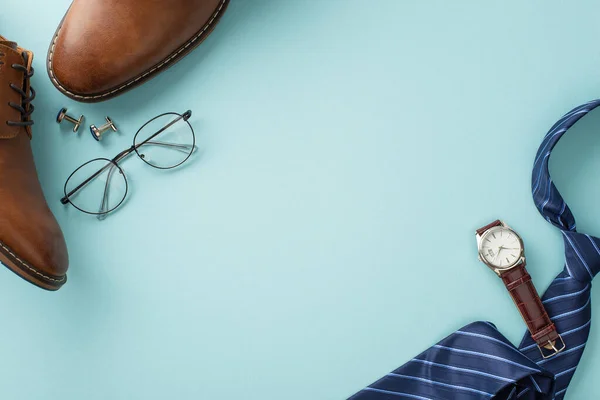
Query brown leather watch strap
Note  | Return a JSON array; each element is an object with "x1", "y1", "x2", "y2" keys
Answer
[
  {"x1": 476, "y1": 219, "x2": 502, "y2": 236},
  {"x1": 500, "y1": 264, "x2": 562, "y2": 355}
]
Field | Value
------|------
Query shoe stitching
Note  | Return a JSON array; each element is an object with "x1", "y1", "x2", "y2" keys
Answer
[
  {"x1": 47, "y1": 0, "x2": 227, "y2": 100},
  {"x1": 0, "y1": 240, "x2": 65, "y2": 284}
]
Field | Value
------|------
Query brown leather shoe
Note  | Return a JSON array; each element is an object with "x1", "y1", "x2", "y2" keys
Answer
[
  {"x1": 0, "y1": 37, "x2": 69, "y2": 290},
  {"x1": 47, "y1": 0, "x2": 230, "y2": 103}
]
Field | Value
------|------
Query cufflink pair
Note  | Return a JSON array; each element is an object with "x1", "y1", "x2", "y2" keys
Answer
[{"x1": 56, "y1": 108, "x2": 117, "y2": 141}]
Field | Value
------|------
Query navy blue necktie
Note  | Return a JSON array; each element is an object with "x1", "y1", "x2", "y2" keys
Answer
[{"x1": 350, "y1": 100, "x2": 600, "y2": 400}]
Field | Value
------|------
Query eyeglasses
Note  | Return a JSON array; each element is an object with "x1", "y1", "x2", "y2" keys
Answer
[{"x1": 61, "y1": 110, "x2": 196, "y2": 219}]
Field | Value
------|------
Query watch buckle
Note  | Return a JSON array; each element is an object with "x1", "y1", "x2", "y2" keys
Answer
[{"x1": 538, "y1": 334, "x2": 566, "y2": 359}]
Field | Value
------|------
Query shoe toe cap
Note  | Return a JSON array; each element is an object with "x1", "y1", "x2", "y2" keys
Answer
[
  {"x1": 48, "y1": 0, "x2": 228, "y2": 101},
  {"x1": 48, "y1": 24, "x2": 126, "y2": 99},
  {"x1": 0, "y1": 208, "x2": 69, "y2": 290}
]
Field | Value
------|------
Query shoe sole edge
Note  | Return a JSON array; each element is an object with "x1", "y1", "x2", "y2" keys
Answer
[{"x1": 0, "y1": 241, "x2": 66, "y2": 291}]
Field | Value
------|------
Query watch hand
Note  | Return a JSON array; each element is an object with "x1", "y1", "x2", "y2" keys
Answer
[{"x1": 494, "y1": 248, "x2": 502, "y2": 262}]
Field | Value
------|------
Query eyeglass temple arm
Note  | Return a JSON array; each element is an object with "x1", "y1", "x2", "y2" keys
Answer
[
  {"x1": 60, "y1": 163, "x2": 114, "y2": 205},
  {"x1": 60, "y1": 110, "x2": 192, "y2": 204},
  {"x1": 97, "y1": 163, "x2": 119, "y2": 219},
  {"x1": 142, "y1": 141, "x2": 197, "y2": 153}
]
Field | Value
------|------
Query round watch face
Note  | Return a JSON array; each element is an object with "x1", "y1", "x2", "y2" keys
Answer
[{"x1": 480, "y1": 227, "x2": 523, "y2": 268}]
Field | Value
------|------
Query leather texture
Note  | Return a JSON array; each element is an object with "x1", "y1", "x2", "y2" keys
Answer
[
  {"x1": 476, "y1": 220, "x2": 559, "y2": 349},
  {"x1": 500, "y1": 264, "x2": 560, "y2": 348},
  {"x1": 47, "y1": 0, "x2": 230, "y2": 102},
  {"x1": 0, "y1": 36, "x2": 69, "y2": 290},
  {"x1": 476, "y1": 219, "x2": 502, "y2": 236}
]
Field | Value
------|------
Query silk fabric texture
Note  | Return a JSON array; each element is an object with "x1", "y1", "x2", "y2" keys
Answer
[{"x1": 350, "y1": 99, "x2": 600, "y2": 400}]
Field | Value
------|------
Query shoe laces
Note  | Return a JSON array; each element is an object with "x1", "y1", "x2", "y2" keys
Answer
[{"x1": 5, "y1": 51, "x2": 35, "y2": 127}]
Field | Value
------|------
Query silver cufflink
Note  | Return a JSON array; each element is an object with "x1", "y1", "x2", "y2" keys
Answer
[
  {"x1": 56, "y1": 107, "x2": 84, "y2": 133},
  {"x1": 90, "y1": 117, "x2": 117, "y2": 141}
]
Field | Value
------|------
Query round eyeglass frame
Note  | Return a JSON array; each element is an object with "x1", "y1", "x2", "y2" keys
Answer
[
  {"x1": 63, "y1": 158, "x2": 129, "y2": 216},
  {"x1": 133, "y1": 112, "x2": 196, "y2": 170}
]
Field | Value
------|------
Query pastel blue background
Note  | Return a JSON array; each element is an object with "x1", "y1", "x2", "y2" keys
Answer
[{"x1": 2, "y1": 1, "x2": 600, "y2": 398}]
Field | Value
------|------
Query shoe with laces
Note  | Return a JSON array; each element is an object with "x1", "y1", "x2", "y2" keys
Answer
[{"x1": 0, "y1": 36, "x2": 68, "y2": 290}]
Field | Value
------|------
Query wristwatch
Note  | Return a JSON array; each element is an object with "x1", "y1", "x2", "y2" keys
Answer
[{"x1": 475, "y1": 220, "x2": 565, "y2": 358}]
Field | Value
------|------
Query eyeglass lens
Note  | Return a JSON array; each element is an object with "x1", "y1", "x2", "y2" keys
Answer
[
  {"x1": 134, "y1": 113, "x2": 195, "y2": 169},
  {"x1": 64, "y1": 159, "x2": 127, "y2": 215}
]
